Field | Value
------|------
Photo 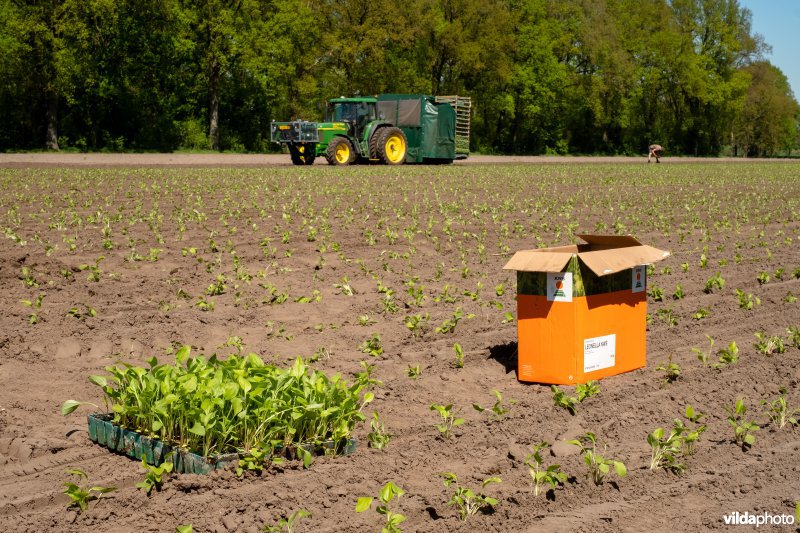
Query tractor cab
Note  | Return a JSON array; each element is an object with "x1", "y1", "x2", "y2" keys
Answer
[{"x1": 326, "y1": 98, "x2": 377, "y2": 139}]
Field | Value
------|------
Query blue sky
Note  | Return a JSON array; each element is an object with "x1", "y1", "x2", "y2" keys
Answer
[{"x1": 739, "y1": 0, "x2": 800, "y2": 98}]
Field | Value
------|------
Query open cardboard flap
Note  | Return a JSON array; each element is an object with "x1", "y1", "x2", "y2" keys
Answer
[{"x1": 503, "y1": 234, "x2": 670, "y2": 276}]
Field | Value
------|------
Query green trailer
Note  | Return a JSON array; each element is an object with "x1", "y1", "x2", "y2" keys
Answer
[{"x1": 270, "y1": 94, "x2": 471, "y2": 165}]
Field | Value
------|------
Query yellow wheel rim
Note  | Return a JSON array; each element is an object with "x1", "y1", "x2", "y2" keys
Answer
[
  {"x1": 385, "y1": 134, "x2": 406, "y2": 163},
  {"x1": 335, "y1": 143, "x2": 350, "y2": 164}
]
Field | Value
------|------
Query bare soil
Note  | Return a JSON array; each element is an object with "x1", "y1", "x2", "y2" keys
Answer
[{"x1": 0, "y1": 158, "x2": 799, "y2": 532}]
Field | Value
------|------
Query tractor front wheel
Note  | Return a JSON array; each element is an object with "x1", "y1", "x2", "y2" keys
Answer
[
  {"x1": 289, "y1": 144, "x2": 316, "y2": 165},
  {"x1": 325, "y1": 137, "x2": 355, "y2": 165},
  {"x1": 375, "y1": 127, "x2": 407, "y2": 165}
]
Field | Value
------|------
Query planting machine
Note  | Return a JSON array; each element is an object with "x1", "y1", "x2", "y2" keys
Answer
[{"x1": 270, "y1": 94, "x2": 471, "y2": 165}]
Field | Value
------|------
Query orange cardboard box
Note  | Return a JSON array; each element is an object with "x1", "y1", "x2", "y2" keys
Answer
[{"x1": 503, "y1": 235, "x2": 670, "y2": 385}]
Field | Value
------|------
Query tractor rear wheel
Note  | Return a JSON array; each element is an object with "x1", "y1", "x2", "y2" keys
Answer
[
  {"x1": 325, "y1": 137, "x2": 355, "y2": 165},
  {"x1": 375, "y1": 127, "x2": 407, "y2": 165},
  {"x1": 289, "y1": 144, "x2": 316, "y2": 165}
]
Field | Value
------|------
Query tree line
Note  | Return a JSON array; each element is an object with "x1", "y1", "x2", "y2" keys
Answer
[{"x1": 1, "y1": 0, "x2": 797, "y2": 156}]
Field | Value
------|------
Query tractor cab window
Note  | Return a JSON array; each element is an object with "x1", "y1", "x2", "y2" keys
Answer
[{"x1": 329, "y1": 102, "x2": 376, "y2": 125}]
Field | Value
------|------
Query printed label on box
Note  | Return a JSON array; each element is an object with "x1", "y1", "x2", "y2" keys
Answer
[
  {"x1": 547, "y1": 272, "x2": 573, "y2": 302},
  {"x1": 631, "y1": 265, "x2": 646, "y2": 293},
  {"x1": 584, "y1": 334, "x2": 616, "y2": 373}
]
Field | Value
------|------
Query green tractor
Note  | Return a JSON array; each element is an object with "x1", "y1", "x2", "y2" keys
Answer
[{"x1": 270, "y1": 94, "x2": 471, "y2": 165}]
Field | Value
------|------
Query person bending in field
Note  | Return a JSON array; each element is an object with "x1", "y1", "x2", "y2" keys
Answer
[{"x1": 648, "y1": 144, "x2": 664, "y2": 163}]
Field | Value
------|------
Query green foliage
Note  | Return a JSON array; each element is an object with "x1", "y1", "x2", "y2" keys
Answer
[
  {"x1": 367, "y1": 412, "x2": 392, "y2": 450},
  {"x1": 551, "y1": 385, "x2": 577, "y2": 415},
  {"x1": 430, "y1": 404, "x2": 464, "y2": 439},
  {"x1": 568, "y1": 432, "x2": 626, "y2": 485},
  {"x1": 263, "y1": 509, "x2": 311, "y2": 533},
  {"x1": 452, "y1": 343, "x2": 464, "y2": 368},
  {"x1": 725, "y1": 398, "x2": 759, "y2": 449},
  {"x1": 703, "y1": 272, "x2": 725, "y2": 293},
  {"x1": 359, "y1": 334, "x2": 384, "y2": 357},
  {"x1": 575, "y1": 381, "x2": 600, "y2": 402},
  {"x1": 136, "y1": 459, "x2": 173, "y2": 495},
  {"x1": 356, "y1": 481, "x2": 406, "y2": 533},
  {"x1": 761, "y1": 387, "x2": 799, "y2": 429},
  {"x1": 525, "y1": 443, "x2": 566, "y2": 497},
  {"x1": 736, "y1": 289, "x2": 760, "y2": 310},
  {"x1": 63, "y1": 349, "x2": 373, "y2": 458},
  {"x1": 439, "y1": 472, "x2": 501, "y2": 521},
  {"x1": 754, "y1": 331, "x2": 785, "y2": 355},
  {"x1": 472, "y1": 390, "x2": 514, "y2": 420},
  {"x1": 693, "y1": 335, "x2": 738, "y2": 368},
  {"x1": 62, "y1": 468, "x2": 116, "y2": 513},
  {"x1": 655, "y1": 355, "x2": 681, "y2": 385}
]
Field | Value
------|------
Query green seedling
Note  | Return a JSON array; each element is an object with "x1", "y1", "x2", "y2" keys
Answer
[
  {"x1": 655, "y1": 355, "x2": 681, "y2": 385},
  {"x1": 176, "y1": 526, "x2": 193, "y2": 533},
  {"x1": 679, "y1": 405, "x2": 707, "y2": 455},
  {"x1": 754, "y1": 331, "x2": 785, "y2": 355},
  {"x1": 725, "y1": 398, "x2": 759, "y2": 449},
  {"x1": 436, "y1": 307, "x2": 469, "y2": 334},
  {"x1": 367, "y1": 412, "x2": 392, "y2": 450},
  {"x1": 403, "y1": 313, "x2": 429, "y2": 339},
  {"x1": 78, "y1": 256, "x2": 104, "y2": 282},
  {"x1": 785, "y1": 292, "x2": 798, "y2": 303},
  {"x1": 576, "y1": 381, "x2": 600, "y2": 402},
  {"x1": 551, "y1": 385, "x2": 577, "y2": 415},
  {"x1": 472, "y1": 389, "x2": 514, "y2": 420},
  {"x1": 736, "y1": 289, "x2": 760, "y2": 310},
  {"x1": 136, "y1": 458, "x2": 173, "y2": 495},
  {"x1": 439, "y1": 472, "x2": 501, "y2": 521},
  {"x1": 263, "y1": 509, "x2": 311, "y2": 533},
  {"x1": 20, "y1": 293, "x2": 45, "y2": 324},
  {"x1": 656, "y1": 308, "x2": 678, "y2": 327},
  {"x1": 680, "y1": 262, "x2": 689, "y2": 273},
  {"x1": 648, "y1": 286, "x2": 664, "y2": 301},
  {"x1": 20, "y1": 266, "x2": 39, "y2": 287},
  {"x1": 67, "y1": 304, "x2": 97, "y2": 320},
  {"x1": 648, "y1": 426, "x2": 686, "y2": 472},
  {"x1": 453, "y1": 343, "x2": 464, "y2": 368},
  {"x1": 206, "y1": 274, "x2": 227, "y2": 295},
  {"x1": 716, "y1": 341, "x2": 739, "y2": 366},
  {"x1": 430, "y1": 403, "x2": 464, "y2": 439},
  {"x1": 525, "y1": 443, "x2": 567, "y2": 497},
  {"x1": 358, "y1": 315, "x2": 375, "y2": 326},
  {"x1": 359, "y1": 333, "x2": 384, "y2": 357},
  {"x1": 756, "y1": 271, "x2": 770, "y2": 285},
  {"x1": 568, "y1": 432, "x2": 627, "y2": 485},
  {"x1": 62, "y1": 468, "x2": 116, "y2": 513},
  {"x1": 775, "y1": 267, "x2": 785, "y2": 280},
  {"x1": 237, "y1": 445, "x2": 281, "y2": 477},
  {"x1": 672, "y1": 284, "x2": 684, "y2": 300},
  {"x1": 761, "y1": 387, "x2": 799, "y2": 429},
  {"x1": 406, "y1": 364, "x2": 421, "y2": 379},
  {"x1": 703, "y1": 272, "x2": 725, "y2": 293},
  {"x1": 788, "y1": 326, "x2": 800, "y2": 348},
  {"x1": 691, "y1": 308, "x2": 711, "y2": 320},
  {"x1": 356, "y1": 481, "x2": 406, "y2": 533},
  {"x1": 335, "y1": 276, "x2": 356, "y2": 296}
]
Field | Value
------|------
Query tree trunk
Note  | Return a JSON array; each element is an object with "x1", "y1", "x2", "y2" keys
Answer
[
  {"x1": 209, "y1": 63, "x2": 220, "y2": 151},
  {"x1": 45, "y1": 91, "x2": 59, "y2": 151}
]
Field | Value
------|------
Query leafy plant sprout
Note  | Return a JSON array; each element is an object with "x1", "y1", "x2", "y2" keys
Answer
[
  {"x1": 430, "y1": 403, "x2": 464, "y2": 439},
  {"x1": 439, "y1": 472, "x2": 501, "y2": 521},
  {"x1": 655, "y1": 355, "x2": 681, "y2": 385},
  {"x1": 62, "y1": 468, "x2": 116, "y2": 513},
  {"x1": 262, "y1": 509, "x2": 311, "y2": 533},
  {"x1": 568, "y1": 432, "x2": 627, "y2": 485},
  {"x1": 356, "y1": 481, "x2": 406, "y2": 533},
  {"x1": 725, "y1": 398, "x2": 759, "y2": 450},
  {"x1": 525, "y1": 442, "x2": 567, "y2": 497}
]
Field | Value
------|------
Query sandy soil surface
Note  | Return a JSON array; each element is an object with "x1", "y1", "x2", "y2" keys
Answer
[
  {"x1": 0, "y1": 152, "x2": 795, "y2": 167},
  {"x1": 0, "y1": 162, "x2": 798, "y2": 532}
]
